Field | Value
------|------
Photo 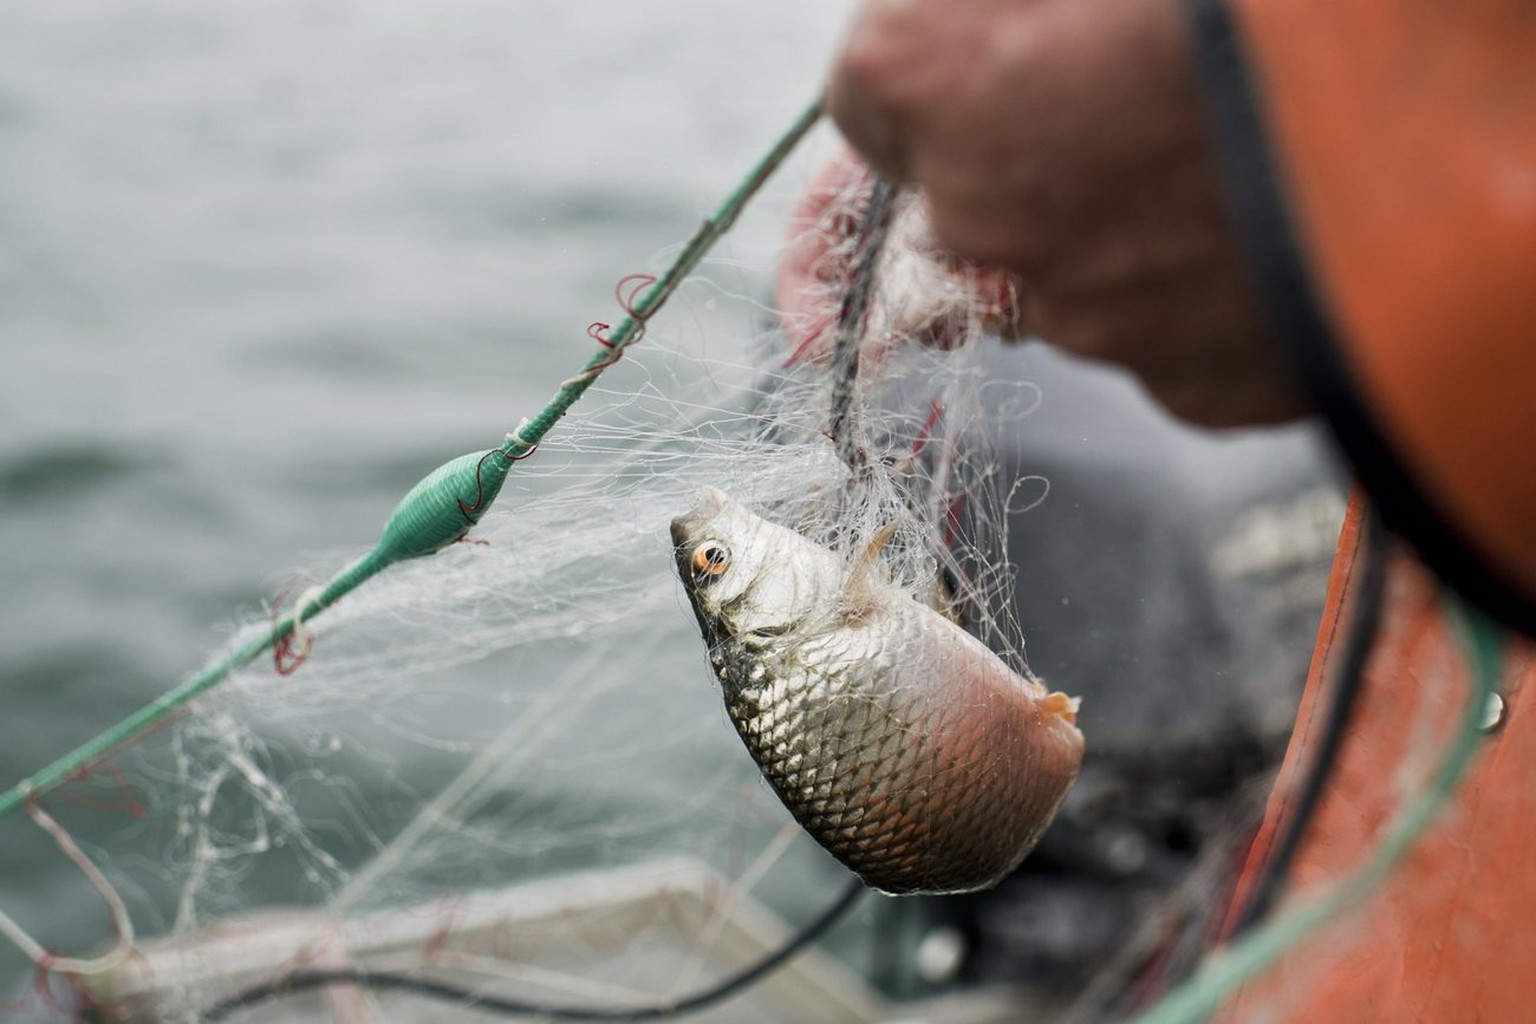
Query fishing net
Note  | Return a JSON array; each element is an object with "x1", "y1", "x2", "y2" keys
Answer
[
  {"x1": 0, "y1": 64, "x2": 1052, "y2": 1023},
  {"x1": 3, "y1": 3, "x2": 1406, "y2": 1022}
]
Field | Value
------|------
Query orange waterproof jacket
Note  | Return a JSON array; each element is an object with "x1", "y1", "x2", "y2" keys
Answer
[
  {"x1": 1215, "y1": 497, "x2": 1536, "y2": 1021},
  {"x1": 1188, "y1": 1, "x2": 1536, "y2": 1017},
  {"x1": 1189, "y1": 0, "x2": 1536, "y2": 635}
]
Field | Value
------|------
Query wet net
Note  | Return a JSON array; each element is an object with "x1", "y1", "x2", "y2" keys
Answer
[{"x1": 0, "y1": 96, "x2": 1055, "y2": 1022}]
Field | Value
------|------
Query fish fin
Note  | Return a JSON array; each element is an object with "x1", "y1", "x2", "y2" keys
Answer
[
  {"x1": 842, "y1": 521, "x2": 900, "y2": 616},
  {"x1": 1041, "y1": 691, "x2": 1081, "y2": 726}
]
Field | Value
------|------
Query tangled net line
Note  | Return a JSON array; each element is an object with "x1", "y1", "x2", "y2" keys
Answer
[{"x1": 0, "y1": 90, "x2": 1041, "y2": 1022}]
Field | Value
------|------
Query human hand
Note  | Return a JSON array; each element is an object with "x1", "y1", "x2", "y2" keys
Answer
[
  {"x1": 776, "y1": 147, "x2": 1021, "y2": 367},
  {"x1": 825, "y1": 0, "x2": 1308, "y2": 427}
]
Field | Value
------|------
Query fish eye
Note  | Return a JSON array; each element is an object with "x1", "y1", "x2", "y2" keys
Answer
[{"x1": 691, "y1": 542, "x2": 730, "y2": 580}]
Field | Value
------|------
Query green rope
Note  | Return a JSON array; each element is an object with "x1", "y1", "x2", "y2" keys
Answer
[
  {"x1": 499, "y1": 95, "x2": 826, "y2": 461},
  {"x1": 0, "y1": 94, "x2": 825, "y2": 824},
  {"x1": 1126, "y1": 598, "x2": 1504, "y2": 1024}
]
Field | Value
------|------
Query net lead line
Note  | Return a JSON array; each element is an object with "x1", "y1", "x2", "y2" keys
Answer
[{"x1": 200, "y1": 877, "x2": 865, "y2": 1022}]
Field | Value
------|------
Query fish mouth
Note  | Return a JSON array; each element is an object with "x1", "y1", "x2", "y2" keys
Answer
[
  {"x1": 668, "y1": 515, "x2": 692, "y2": 555},
  {"x1": 671, "y1": 487, "x2": 739, "y2": 640}
]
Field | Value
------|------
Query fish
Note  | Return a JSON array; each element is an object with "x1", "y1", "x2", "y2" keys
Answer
[{"x1": 671, "y1": 486, "x2": 1084, "y2": 895}]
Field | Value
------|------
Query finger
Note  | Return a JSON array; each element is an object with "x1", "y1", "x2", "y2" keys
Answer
[
  {"x1": 825, "y1": 1, "x2": 924, "y2": 182},
  {"x1": 825, "y1": 82, "x2": 910, "y2": 183}
]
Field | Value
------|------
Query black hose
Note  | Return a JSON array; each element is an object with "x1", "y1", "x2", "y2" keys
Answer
[
  {"x1": 201, "y1": 877, "x2": 865, "y2": 1022},
  {"x1": 1227, "y1": 506, "x2": 1388, "y2": 935}
]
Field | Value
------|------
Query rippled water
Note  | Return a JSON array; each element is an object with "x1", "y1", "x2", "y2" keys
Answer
[{"x1": 0, "y1": 0, "x2": 850, "y2": 995}]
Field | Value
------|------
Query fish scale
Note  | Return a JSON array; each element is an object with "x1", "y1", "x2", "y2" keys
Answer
[{"x1": 673, "y1": 487, "x2": 1084, "y2": 895}]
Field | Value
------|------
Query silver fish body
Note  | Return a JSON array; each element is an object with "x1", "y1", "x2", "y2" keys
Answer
[{"x1": 672, "y1": 487, "x2": 1084, "y2": 895}]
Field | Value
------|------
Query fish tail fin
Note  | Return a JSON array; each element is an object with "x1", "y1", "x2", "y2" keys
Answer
[{"x1": 1041, "y1": 691, "x2": 1080, "y2": 726}]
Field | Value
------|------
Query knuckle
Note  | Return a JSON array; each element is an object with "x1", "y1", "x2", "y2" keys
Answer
[
  {"x1": 1027, "y1": 295, "x2": 1118, "y2": 360},
  {"x1": 828, "y1": 1, "x2": 944, "y2": 180},
  {"x1": 829, "y1": 5, "x2": 918, "y2": 114},
  {"x1": 925, "y1": 198, "x2": 1052, "y2": 275}
]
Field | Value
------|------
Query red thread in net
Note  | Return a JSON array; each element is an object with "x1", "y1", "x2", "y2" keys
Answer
[
  {"x1": 585, "y1": 273, "x2": 659, "y2": 361},
  {"x1": 273, "y1": 633, "x2": 306, "y2": 676},
  {"x1": 615, "y1": 272, "x2": 657, "y2": 319},
  {"x1": 421, "y1": 895, "x2": 466, "y2": 963},
  {"x1": 270, "y1": 577, "x2": 321, "y2": 676},
  {"x1": 908, "y1": 400, "x2": 945, "y2": 461},
  {"x1": 456, "y1": 449, "x2": 514, "y2": 522},
  {"x1": 784, "y1": 310, "x2": 835, "y2": 368},
  {"x1": 943, "y1": 494, "x2": 966, "y2": 552},
  {"x1": 587, "y1": 321, "x2": 615, "y2": 349},
  {"x1": 0, "y1": 963, "x2": 70, "y2": 1019},
  {"x1": 55, "y1": 763, "x2": 147, "y2": 821}
]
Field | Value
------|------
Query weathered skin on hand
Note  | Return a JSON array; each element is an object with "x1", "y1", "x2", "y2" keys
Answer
[
  {"x1": 824, "y1": 0, "x2": 1308, "y2": 428},
  {"x1": 672, "y1": 487, "x2": 1083, "y2": 895}
]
